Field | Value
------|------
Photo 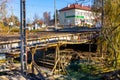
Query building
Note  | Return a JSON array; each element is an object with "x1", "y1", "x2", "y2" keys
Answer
[
  {"x1": 27, "y1": 20, "x2": 46, "y2": 30},
  {"x1": 59, "y1": 3, "x2": 95, "y2": 27}
]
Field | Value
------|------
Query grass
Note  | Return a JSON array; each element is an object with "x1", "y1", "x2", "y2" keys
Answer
[
  {"x1": 65, "y1": 62, "x2": 101, "y2": 80},
  {"x1": 0, "y1": 22, "x2": 20, "y2": 34},
  {"x1": 64, "y1": 60, "x2": 120, "y2": 80},
  {"x1": 0, "y1": 22, "x2": 9, "y2": 34}
]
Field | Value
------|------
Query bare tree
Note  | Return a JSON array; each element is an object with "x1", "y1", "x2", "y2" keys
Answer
[
  {"x1": 33, "y1": 13, "x2": 40, "y2": 22},
  {"x1": 0, "y1": 0, "x2": 7, "y2": 21},
  {"x1": 43, "y1": 12, "x2": 51, "y2": 26}
]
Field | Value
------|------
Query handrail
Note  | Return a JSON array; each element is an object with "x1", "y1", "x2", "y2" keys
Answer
[
  {"x1": 0, "y1": 32, "x2": 97, "y2": 53},
  {"x1": 0, "y1": 32, "x2": 96, "y2": 44}
]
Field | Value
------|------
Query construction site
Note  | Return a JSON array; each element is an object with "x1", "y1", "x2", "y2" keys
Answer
[{"x1": 0, "y1": 0, "x2": 120, "y2": 80}]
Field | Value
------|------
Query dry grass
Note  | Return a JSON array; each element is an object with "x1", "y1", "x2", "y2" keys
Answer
[
  {"x1": 0, "y1": 22, "x2": 20, "y2": 35},
  {"x1": 0, "y1": 22, "x2": 9, "y2": 34}
]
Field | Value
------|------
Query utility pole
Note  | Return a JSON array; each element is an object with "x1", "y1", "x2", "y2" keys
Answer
[
  {"x1": 100, "y1": 0, "x2": 104, "y2": 58},
  {"x1": 20, "y1": 0, "x2": 27, "y2": 75},
  {"x1": 54, "y1": 0, "x2": 57, "y2": 30},
  {"x1": 101, "y1": 0, "x2": 104, "y2": 27}
]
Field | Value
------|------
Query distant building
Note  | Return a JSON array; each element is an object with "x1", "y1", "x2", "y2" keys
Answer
[
  {"x1": 27, "y1": 20, "x2": 46, "y2": 30},
  {"x1": 59, "y1": 3, "x2": 96, "y2": 27},
  {"x1": 49, "y1": 19, "x2": 53, "y2": 25}
]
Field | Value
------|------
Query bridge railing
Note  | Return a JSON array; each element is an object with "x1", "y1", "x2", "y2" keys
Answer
[{"x1": 0, "y1": 32, "x2": 96, "y2": 53}]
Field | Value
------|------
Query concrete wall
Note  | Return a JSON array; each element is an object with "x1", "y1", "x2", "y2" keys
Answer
[
  {"x1": 75, "y1": 9, "x2": 95, "y2": 26},
  {"x1": 59, "y1": 9, "x2": 75, "y2": 26}
]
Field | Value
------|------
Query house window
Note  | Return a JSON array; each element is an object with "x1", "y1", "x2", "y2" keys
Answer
[
  {"x1": 75, "y1": 18, "x2": 77, "y2": 21},
  {"x1": 76, "y1": 12, "x2": 79, "y2": 15},
  {"x1": 79, "y1": 12, "x2": 81, "y2": 16},
  {"x1": 64, "y1": 12, "x2": 66, "y2": 17}
]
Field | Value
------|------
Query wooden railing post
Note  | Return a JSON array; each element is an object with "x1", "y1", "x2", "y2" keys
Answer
[{"x1": 30, "y1": 45, "x2": 37, "y2": 74}]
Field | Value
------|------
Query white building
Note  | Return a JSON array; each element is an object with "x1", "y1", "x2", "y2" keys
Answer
[{"x1": 59, "y1": 3, "x2": 95, "y2": 27}]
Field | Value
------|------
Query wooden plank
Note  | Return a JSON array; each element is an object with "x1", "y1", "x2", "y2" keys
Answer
[{"x1": 37, "y1": 60, "x2": 54, "y2": 66}]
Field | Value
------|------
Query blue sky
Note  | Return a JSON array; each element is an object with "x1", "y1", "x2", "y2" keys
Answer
[{"x1": 7, "y1": 0, "x2": 93, "y2": 22}]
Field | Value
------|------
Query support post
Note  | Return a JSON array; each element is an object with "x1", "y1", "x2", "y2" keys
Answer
[
  {"x1": 30, "y1": 45, "x2": 37, "y2": 74},
  {"x1": 52, "y1": 44, "x2": 60, "y2": 74},
  {"x1": 55, "y1": 45, "x2": 59, "y2": 62},
  {"x1": 20, "y1": 0, "x2": 27, "y2": 75},
  {"x1": 31, "y1": 48, "x2": 35, "y2": 74},
  {"x1": 52, "y1": 44, "x2": 67, "y2": 74}
]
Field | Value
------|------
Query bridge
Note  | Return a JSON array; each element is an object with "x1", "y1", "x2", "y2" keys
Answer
[
  {"x1": 0, "y1": 31, "x2": 97, "y2": 54},
  {"x1": 0, "y1": 31, "x2": 99, "y2": 79}
]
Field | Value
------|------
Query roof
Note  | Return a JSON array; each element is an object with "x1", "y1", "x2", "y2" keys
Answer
[{"x1": 59, "y1": 3, "x2": 91, "y2": 11}]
